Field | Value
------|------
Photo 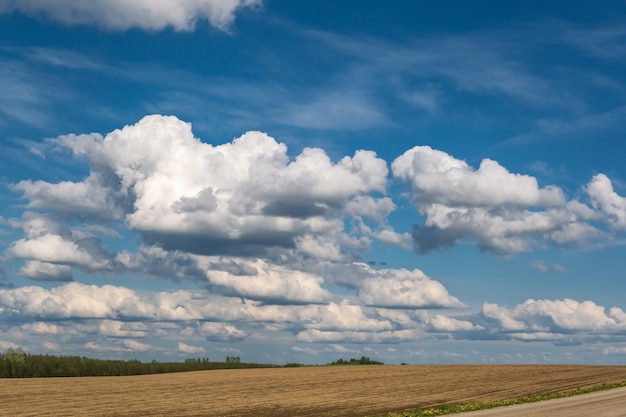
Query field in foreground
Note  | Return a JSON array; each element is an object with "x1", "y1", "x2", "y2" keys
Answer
[{"x1": 2, "y1": 365, "x2": 626, "y2": 417}]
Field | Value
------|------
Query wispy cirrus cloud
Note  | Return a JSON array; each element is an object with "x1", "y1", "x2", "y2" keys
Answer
[
  {"x1": 499, "y1": 105, "x2": 626, "y2": 148},
  {"x1": 5, "y1": 18, "x2": 620, "y2": 139},
  {"x1": 304, "y1": 28, "x2": 572, "y2": 107},
  {"x1": 557, "y1": 23, "x2": 626, "y2": 61},
  {"x1": 530, "y1": 261, "x2": 567, "y2": 273}
]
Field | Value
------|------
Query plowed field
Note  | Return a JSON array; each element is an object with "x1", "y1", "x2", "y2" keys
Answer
[{"x1": 2, "y1": 365, "x2": 626, "y2": 417}]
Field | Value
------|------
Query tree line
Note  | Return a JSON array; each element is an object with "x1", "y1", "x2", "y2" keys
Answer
[
  {"x1": 0, "y1": 348, "x2": 267, "y2": 378},
  {"x1": 328, "y1": 356, "x2": 384, "y2": 365},
  {"x1": 1, "y1": 348, "x2": 386, "y2": 378}
]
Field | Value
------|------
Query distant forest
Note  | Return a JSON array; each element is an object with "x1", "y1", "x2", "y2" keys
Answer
[
  {"x1": 0, "y1": 348, "x2": 384, "y2": 378},
  {"x1": 0, "y1": 348, "x2": 267, "y2": 378},
  {"x1": 328, "y1": 356, "x2": 384, "y2": 366}
]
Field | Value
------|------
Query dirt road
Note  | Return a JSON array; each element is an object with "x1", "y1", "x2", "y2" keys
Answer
[{"x1": 459, "y1": 386, "x2": 626, "y2": 417}]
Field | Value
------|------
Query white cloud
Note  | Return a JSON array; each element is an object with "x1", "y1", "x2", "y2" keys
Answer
[
  {"x1": 559, "y1": 23, "x2": 626, "y2": 60},
  {"x1": 308, "y1": 29, "x2": 568, "y2": 107},
  {"x1": 375, "y1": 309, "x2": 415, "y2": 329},
  {"x1": 3, "y1": 280, "x2": 624, "y2": 356},
  {"x1": 115, "y1": 245, "x2": 205, "y2": 282},
  {"x1": 0, "y1": 60, "x2": 54, "y2": 128},
  {"x1": 369, "y1": 228, "x2": 411, "y2": 249},
  {"x1": 328, "y1": 344, "x2": 353, "y2": 353},
  {"x1": 84, "y1": 336, "x2": 153, "y2": 353},
  {"x1": 0, "y1": 0, "x2": 261, "y2": 31},
  {"x1": 299, "y1": 301, "x2": 393, "y2": 332},
  {"x1": 297, "y1": 328, "x2": 420, "y2": 344},
  {"x1": 274, "y1": 92, "x2": 389, "y2": 130},
  {"x1": 515, "y1": 299, "x2": 623, "y2": 332},
  {"x1": 392, "y1": 146, "x2": 608, "y2": 254},
  {"x1": 85, "y1": 341, "x2": 102, "y2": 351},
  {"x1": 42, "y1": 115, "x2": 388, "y2": 258},
  {"x1": 0, "y1": 282, "x2": 154, "y2": 319},
  {"x1": 400, "y1": 89, "x2": 442, "y2": 115},
  {"x1": 586, "y1": 174, "x2": 626, "y2": 229},
  {"x1": 530, "y1": 261, "x2": 567, "y2": 273},
  {"x1": 344, "y1": 196, "x2": 396, "y2": 222},
  {"x1": 429, "y1": 315, "x2": 483, "y2": 332},
  {"x1": 357, "y1": 264, "x2": 464, "y2": 309},
  {"x1": 301, "y1": 262, "x2": 463, "y2": 313},
  {"x1": 0, "y1": 341, "x2": 19, "y2": 351},
  {"x1": 530, "y1": 261, "x2": 549, "y2": 272},
  {"x1": 393, "y1": 146, "x2": 565, "y2": 208},
  {"x1": 0, "y1": 280, "x2": 428, "y2": 348},
  {"x1": 178, "y1": 342, "x2": 206, "y2": 355},
  {"x1": 508, "y1": 331, "x2": 573, "y2": 342},
  {"x1": 294, "y1": 234, "x2": 344, "y2": 261},
  {"x1": 43, "y1": 342, "x2": 61, "y2": 351},
  {"x1": 18, "y1": 260, "x2": 73, "y2": 281},
  {"x1": 481, "y1": 299, "x2": 626, "y2": 336},
  {"x1": 8, "y1": 234, "x2": 111, "y2": 270},
  {"x1": 291, "y1": 346, "x2": 319, "y2": 355},
  {"x1": 99, "y1": 320, "x2": 147, "y2": 338},
  {"x1": 199, "y1": 322, "x2": 248, "y2": 342},
  {"x1": 10, "y1": 212, "x2": 62, "y2": 238},
  {"x1": 395, "y1": 298, "x2": 626, "y2": 347},
  {"x1": 21, "y1": 322, "x2": 58, "y2": 334},
  {"x1": 0, "y1": 282, "x2": 312, "y2": 325},
  {"x1": 202, "y1": 257, "x2": 331, "y2": 304},
  {"x1": 123, "y1": 339, "x2": 150, "y2": 352},
  {"x1": 545, "y1": 221, "x2": 603, "y2": 245},
  {"x1": 603, "y1": 345, "x2": 626, "y2": 355},
  {"x1": 14, "y1": 177, "x2": 124, "y2": 221},
  {"x1": 7, "y1": 214, "x2": 114, "y2": 274},
  {"x1": 481, "y1": 303, "x2": 527, "y2": 331},
  {"x1": 345, "y1": 196, "x2": 411, "y2": 249}
]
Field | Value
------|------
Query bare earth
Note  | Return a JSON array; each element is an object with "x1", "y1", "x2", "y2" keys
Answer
[{"x1": 2, "y1": 365, "x2": 626, "y2": 417}]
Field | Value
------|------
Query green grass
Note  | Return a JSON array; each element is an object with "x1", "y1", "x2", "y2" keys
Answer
[{"x1": 370, "y1": 381, "x2": 626, "y2": 417}]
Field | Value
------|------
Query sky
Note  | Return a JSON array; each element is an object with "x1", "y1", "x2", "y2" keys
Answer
[{"x1": 0, "y1": 0, "x2": 625, "y2": 365}]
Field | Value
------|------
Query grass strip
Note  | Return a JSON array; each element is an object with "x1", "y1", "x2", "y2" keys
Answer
[{"x1": 373, "y1": 380, "x2": 626, "y2": 417}]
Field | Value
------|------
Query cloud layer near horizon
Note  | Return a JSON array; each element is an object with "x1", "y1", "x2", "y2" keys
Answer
[
  {"x1": 2, "y1": 281, "x2": 626, "y2": 355},
  {"x1": 1, "y1": 114, "x2": 625, "y2": 359}
]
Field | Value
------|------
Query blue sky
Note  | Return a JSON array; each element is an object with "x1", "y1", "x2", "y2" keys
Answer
[{"x1": 1, "y1": 0, "x2": 626, "y2": 365}]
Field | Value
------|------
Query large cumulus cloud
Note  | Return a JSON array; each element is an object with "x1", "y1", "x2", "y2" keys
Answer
[
  {"x1": 392, "y1": 145, "x2": 619, "y2": 254},
  {"x1": 0, "y1": 0, "x2": 261, "y2": 31},
  {"x1": 12, "y1": 115, "x2": 391, "y2": 260}
]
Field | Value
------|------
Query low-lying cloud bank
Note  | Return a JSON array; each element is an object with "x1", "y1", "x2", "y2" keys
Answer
[{"x1": 1, "y1": 282, "x2": 625, "y2": 356}]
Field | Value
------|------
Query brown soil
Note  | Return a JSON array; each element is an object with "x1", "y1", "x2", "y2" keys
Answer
[{"x1": 1, "y1": 365, "x2": 626, "y2": 417}]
